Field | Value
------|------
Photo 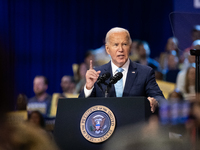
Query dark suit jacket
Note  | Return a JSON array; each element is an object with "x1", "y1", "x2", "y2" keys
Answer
[{"x1": 79, "y1": 60, "x2": 165, "y2": 102}]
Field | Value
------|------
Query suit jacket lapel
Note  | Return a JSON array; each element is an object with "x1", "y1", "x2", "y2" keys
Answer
[{"x1": 123, "y1": 61, "x2": 138, "y2": 97}]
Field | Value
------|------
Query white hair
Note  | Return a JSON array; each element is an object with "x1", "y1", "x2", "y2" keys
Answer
[
  {"x1": 192, "y1": 39, "x2": 200, "y2": 47},
  {"x1": 105, "y1": 27, "x2": 132, "y2": 44}
]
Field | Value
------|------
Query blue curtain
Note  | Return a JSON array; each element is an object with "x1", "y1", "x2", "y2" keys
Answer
[{"x1": 0, "y1": 0, "x2": 173, "y2": 109}]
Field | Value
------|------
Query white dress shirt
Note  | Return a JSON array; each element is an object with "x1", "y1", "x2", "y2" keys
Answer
[{"x1": 84, "y1": 59, "x2": 130, "y2": 97}]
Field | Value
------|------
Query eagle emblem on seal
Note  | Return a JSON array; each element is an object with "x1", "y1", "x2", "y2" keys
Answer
[{"x1": 91, "y1": 115, "x2": 107, "y2": 134}]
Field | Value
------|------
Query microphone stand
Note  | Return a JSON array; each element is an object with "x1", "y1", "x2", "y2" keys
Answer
[
  {"x1": 190, "y1": 49, "x2": 200, "y2": 141},
  {"x1": 97, "y1": 81, "x2": 109, "y2": 97},
  {"x1": 190, "y1": 49, "x2": 200, "y2": 100},
  {"x1": 105, "y1": 84, "x2": 111, "y2": 98}
]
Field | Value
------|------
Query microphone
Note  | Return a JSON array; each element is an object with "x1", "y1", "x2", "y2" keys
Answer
[
  {"x1": 109, "y1": 72, "x2": 123, "y2": 85},
  {"x1": 97, "y1": 72, "x2": 111, "y2": 84}
]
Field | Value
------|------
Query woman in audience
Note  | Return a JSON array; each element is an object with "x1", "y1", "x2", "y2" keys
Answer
[{"x1": 179, "y1": 66, "x2": 196, "y2": 101}]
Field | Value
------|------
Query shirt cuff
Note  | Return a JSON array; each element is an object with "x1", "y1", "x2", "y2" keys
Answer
[{"x1": 84, "y1": 85, "x2": 94, "y2": 98}]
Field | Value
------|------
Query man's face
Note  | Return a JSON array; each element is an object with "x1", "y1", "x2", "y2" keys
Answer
[
  {"x1": 105, "y1": 32, "x2": 131, "y2": 67},
  {"x1": 33, "y1": 77, "x2": 47, "y2": 95},
  {"x1": 61, "y1": 76, "x2": 71, "y2": 93}
]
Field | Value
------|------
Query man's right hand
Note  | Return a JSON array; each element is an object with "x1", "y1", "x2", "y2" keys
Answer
[{"x1": 85, "y1": 60, "x2": 101, "y2": 90}]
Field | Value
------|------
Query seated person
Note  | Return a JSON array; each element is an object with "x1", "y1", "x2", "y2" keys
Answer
[
  {"x1": 179, "y1": 66, "x2": 196, "y2": 101},
  {"x1": 135, "y1": 40, "x2": 160, "y2": 72},
  {"x1": 15, "y1": 93, "x2": 28, "y2": 111},
  {"x1": 168, "y1": 90, "x2": 184, "y2": 102},
  {"x1": 60, "y1": 75, "x2": 74, "y2": 97},
  {"x1": 74, "y1": 62, "x2": 87, "y2": 94},
  {"x1": 27, "y1": 76, "x2": 52, "y2": 118},
  {"x1": 91, "y1": 45, "x2": 111, "y2": 66},
  {"x1": 164, "y1": 50, "x2": 180, "y2": 83},
  {"x1": 159, "y1": 37, "x2": 179, "y2": 70}
]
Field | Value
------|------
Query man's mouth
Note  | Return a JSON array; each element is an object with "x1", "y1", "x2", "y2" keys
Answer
[{"x1": 117, "y1": 55, "x2": 124, "y2": 58}]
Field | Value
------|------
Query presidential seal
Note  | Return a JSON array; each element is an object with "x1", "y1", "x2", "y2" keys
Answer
[{"x1": 80, "y1": 105, "x2": 116, "y2": 143}]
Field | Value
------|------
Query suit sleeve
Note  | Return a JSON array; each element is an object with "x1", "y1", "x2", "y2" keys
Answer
[
  {"x1": 145, "y1": 68, "x2": 166, "y2": 102},
  {"x1": 78, "y1": 84, "x2": 97, "y2": 98}
]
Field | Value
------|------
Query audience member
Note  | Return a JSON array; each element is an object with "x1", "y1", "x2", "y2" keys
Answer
[
  {"x1": 91, "y1": 45, "x2": 111, "y2": 66},
  {"x1": 27, "y1": 76, "x2": 52, "y2": 118},
  {"x1": 74, "y1": 62, "x2": 87, "y2": 94},
  {"x1": 135, "y1": 40, "x2": 160, "y2": 71},
  {"x1": 183, "y1": 25, "x2": 200, "y2": 54},
  {"x1": 102, "y1": 115, "x2": 190, "y2": 150},
  {"x1": 176, "y1": 39, "x2": 198, "y2": 93},
  {"x1": 0, "y1": 121, "x2": 59, "y2": 150},
  {"x1": 60, "y1": 75, "x2": 73, "y2": 97},
  {"x1": 84, "y1": 50, "x2": 96, "y2": 69},
  {"x1": 164, "y1": 50, "x2": 180, "y2": 83},
  {"x1": 182, "y1": 39, "x2": 199, "y2": 70},
  {"x1": 168, "y1": 90, "x2": 184, "y2": 102},
  {"x1": 15, "y1": 93, "x2": 28, "y2": 111},
  {"x1": 27, "y1": 110, "x2": 54, "y2": 139},
  {"x1": 159, "y1": 37, "x2": 179, "y2": 71},
  {"x1": 28, "y1": 110, "x2": 45, "y2": 128},
  {"x1": 178, "y1": 66, "x2": 196, "y2": 101},
  {"x1": 129, "y1": 39, "x2": 140, "y2": 61},
  {"x1": 155, "y1": 71, "x2": 163, "y2": 80},
  {"x1": 180, "y1": 25, "x2": 200, "y2": 65},
  {"x1": 68, "y1": 79, "x2": 76, "y2": 93}
]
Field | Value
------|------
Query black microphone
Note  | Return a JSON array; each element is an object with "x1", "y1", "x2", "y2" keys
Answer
[
  {"x1": 109, "y1": 72, "x2": 123, "y2": 85},
  {"x1": 97, "y1": 72, "x2": 111, "y2": 84}
]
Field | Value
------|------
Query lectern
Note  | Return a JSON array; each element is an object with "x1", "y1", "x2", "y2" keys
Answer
[{"x1": 53, "y1": 97, "x2": 152, "y2": 150}]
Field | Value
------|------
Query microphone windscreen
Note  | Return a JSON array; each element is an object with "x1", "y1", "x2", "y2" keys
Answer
[
  {"x1": 97, "y1": 72, "x2": 111, "y2": 84},
  {"x1": 109, "y1": 72, "x2": 123, "y2": 84}
]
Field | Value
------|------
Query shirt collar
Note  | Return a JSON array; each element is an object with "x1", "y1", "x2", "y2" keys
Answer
[{"x1": 111, "y1": 59, "x2": 130, "y2": 74}]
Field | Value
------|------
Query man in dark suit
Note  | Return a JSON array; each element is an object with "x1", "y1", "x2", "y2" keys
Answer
[{"x1": 79, "y1": 27, "x2": 165, "y2": 113}]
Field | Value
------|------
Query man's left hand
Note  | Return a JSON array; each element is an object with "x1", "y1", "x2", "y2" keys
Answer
[{"x1": 147, "y1": 97, "x2": 158, "y2": 113}]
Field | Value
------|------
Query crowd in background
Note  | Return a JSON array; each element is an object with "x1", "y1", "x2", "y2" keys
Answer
[
  {"x1": 6, "y1": 25, "x2": 200, "y2": 149},
  {"x1": 14, "y1": 25, "x2": 200, "y2": 121}
]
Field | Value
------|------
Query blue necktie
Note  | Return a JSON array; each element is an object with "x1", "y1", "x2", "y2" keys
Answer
[{"x1": 114, "y1": 68, "x2": 124, "y2": 97}]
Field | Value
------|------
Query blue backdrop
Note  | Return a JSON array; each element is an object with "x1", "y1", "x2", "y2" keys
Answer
[{"x1": 0, "y1": 0, "x2": 174, "y2": 110}]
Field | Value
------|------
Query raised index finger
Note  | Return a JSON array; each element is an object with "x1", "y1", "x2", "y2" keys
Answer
[{"x1": 90, "y1": 60, "x2": 93, "y2": 70}]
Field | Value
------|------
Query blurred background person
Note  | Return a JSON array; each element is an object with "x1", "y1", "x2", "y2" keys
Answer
[
  {"x1": 28, "y1": 110, "x2": 45, "y2": 129},
  {"x1": 15, "y1": 93, "x2": 28, "y2": 111},
  {"x1": 102, "y1": 115, "x2": 190, "y2": 150},
  {"x1": 168, "y1": 90, "x2": 184, "y2": 102},
  {"x1": 27, "y1": 76, "x2": 52, "y2": 118},
  {"x1": 60, "y1": 75, "x2": 74, "y2": 97},
  {"x1": 164, "y1": 50, "x2": 180, "y2": 83},
  {"x1": 180, "y1": 25, "x2": 200, "y2": 65},
  {"x1": 74, "y1": 62, "x2": 87, "y2": 94},
  {"x1": 91, "y1": 45, "x2": 111, "y2": 67},
  {"x1": 84, "y1": 50, "x2": 96, "y2": 69},
  {"x1": 179, "y1": 66, "x2": 196, "y2": 101},
  {"x1": 183, "y1": 25, "x2": 200, "y2": 54},
  {"x1": 129, "y1": 39, "x2": 141, "y2": 62},
  {"x1": 176, "y1": 39, "x2": 198, "y2": 94},
  {"x1": 135, "y1": 40, "x2": 160, "y2": 72},
  {"x1": 159, "y1": 37, "x2": 179, "y2": 71}
]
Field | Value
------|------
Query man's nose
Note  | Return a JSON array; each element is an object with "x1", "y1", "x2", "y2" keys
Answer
[{"x1": 119, "y1": 45, "x2": 123, "y2": 51}]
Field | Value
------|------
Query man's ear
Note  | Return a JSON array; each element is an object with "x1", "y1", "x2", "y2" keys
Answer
[{"x1": 105, "y1": 44, "x2": 110, "y2": 55}]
